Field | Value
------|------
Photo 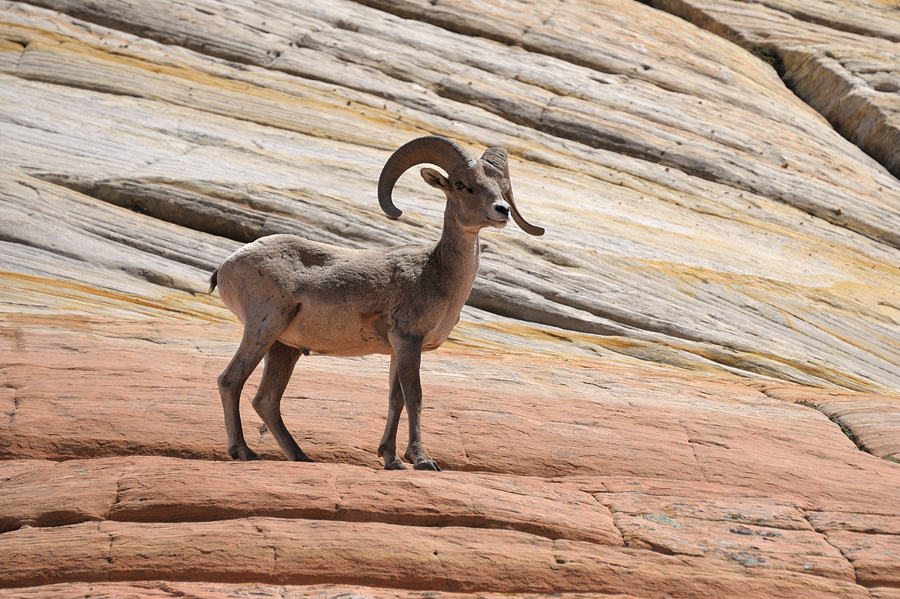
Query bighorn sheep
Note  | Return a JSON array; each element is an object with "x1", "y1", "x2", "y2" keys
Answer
[{"x1": 209, "y1": 136, "x2": 544, "y2": 470}]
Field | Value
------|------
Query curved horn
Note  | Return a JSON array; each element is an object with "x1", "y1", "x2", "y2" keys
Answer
[
  {"x1": 481, "y1": 147, "x2": 545, "y2": 236},
  {"x1": 378, "y1": 136, "x2": 474, "y2": 219},
  {"x1": 480, "y1": 147, "x2": 508, "y2": 173}
]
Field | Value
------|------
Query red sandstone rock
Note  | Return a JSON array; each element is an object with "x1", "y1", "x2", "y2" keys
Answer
[
  {"x1": 825, "y1": 531, "x2": 900, "y2": 588},
  {"x1": 760, "y1": 385, "x2": 900, "y2": 460},
  {"x1": 2, "y1": 316, "x2": 899, "y2": 597},
  {"x1": 0, "y1": 516, "x2": 872, "y2": 598},
  {"x1": 0, "y1": 456, "x2": 620, "y2": 544},
  {"x1": 0, "y1": 583, "x2": 643, "y2": 599}
]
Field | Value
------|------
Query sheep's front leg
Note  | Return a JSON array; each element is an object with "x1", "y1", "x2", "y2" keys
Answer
[
  {"x1": 391, "y1": 333, "x2": 441, "y2": 471},
  {"x1": 377, "y1": 355, "x2": 407, "y2": 470}
]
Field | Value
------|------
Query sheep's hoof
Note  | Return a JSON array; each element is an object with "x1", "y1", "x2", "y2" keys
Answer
[
  {"x1": 384, "y1": 458, "x2": 408, "y2": 470},
  {"x1": 416, "y1": 460, "x2": 441, "y2": 471},
  {"x1": 229, "y1": 445, "x2": 260, "y2": 461},
  {"x1": 404, "y1": 448, "x2": 441, "y2": 471},
  {"x1": 378, "y1": 443, "x2": 406, "y2": 470},
  {"x1": 412, "y1": 457, "x2": 441, "y2": 471}
]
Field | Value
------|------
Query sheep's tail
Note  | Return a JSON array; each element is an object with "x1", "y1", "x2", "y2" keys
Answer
[{"x1": 208, "y1": 268, "x2": 219, "y2": 294}]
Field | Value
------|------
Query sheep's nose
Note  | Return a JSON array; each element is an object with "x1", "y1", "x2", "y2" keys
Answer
[{"x1": 494, "y1": 203, "x2": 510, "y2": 218}]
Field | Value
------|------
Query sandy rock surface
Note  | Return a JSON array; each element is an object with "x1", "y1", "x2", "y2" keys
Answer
[
  {"x1": 3, "y1": 314, "x2": 900, "y2": 597},
  {"x1": 2, "y1": 0, "x2": 900, "y2": 597},
  {"x1": 652, "y1": 0, "x2": 900, "y2": 179}
]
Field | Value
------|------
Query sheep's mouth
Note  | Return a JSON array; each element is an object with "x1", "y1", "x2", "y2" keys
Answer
[{"x1": 487, "y1": 216, "x2": 509, "y2": 226}]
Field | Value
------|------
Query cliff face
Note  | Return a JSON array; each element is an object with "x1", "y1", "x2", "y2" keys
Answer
[
  {"x1": 652, "y1": 0, "x2": 900, "y2": 179},
  {"x1": 1, "y1": 0, "x2": 900, "y2": 597}
]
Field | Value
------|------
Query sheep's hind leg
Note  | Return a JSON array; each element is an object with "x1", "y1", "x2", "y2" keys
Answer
[
  {"x1": 377, "y1": 355, "x2": 407, "y2": 470},
  {"x1": 252, "y1": 340, "x2": 311, "y2": 462},
  {"x1": 218, "y1": 319, "x2": 288, "y2": 461}
]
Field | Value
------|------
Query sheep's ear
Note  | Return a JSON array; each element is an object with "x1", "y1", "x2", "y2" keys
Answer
[{"x1": 421, "y1": 167, "x2": 449, "y2": 190}]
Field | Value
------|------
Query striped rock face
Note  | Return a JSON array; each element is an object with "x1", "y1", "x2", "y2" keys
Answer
[{"x1": 1, "y1": 0, "x2": 899, "y2": 598}]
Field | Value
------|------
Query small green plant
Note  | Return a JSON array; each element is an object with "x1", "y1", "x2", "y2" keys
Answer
[
  {"x1": 884, "y1": 455, "x2": 900, "y2": 465},
  {"x1": 746, "y1": 45, "x2": 783, "y2": 73}
]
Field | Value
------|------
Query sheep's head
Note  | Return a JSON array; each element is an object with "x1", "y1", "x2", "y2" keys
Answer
[{"x1": 378, "y1": 136, "x2": 544, "y2": 236}]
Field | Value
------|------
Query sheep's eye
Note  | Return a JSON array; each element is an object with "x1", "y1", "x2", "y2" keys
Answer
[{"x1": 454, "y1": 182, "x2": 466, "y2": 191}]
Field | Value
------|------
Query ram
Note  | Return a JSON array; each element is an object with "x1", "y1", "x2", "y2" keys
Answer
[{"x1": 209, "y1": 136, "x2": 544, "y2": 470}]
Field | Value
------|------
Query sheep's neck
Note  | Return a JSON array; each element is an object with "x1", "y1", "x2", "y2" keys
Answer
[{"x1": 431, "y1": 212, "x2": 481, "y2": 302}]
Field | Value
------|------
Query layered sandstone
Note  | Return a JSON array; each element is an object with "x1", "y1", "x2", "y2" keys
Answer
[
  {"x1": 2, "y1": 0, "x2": 900, "y2": 597},
  {"x1": 3, "y1": 314, "x2": 900, "y2": 597},
  {"x1": 651, "y1": 0, "x2": 900, "y2": 179}
]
